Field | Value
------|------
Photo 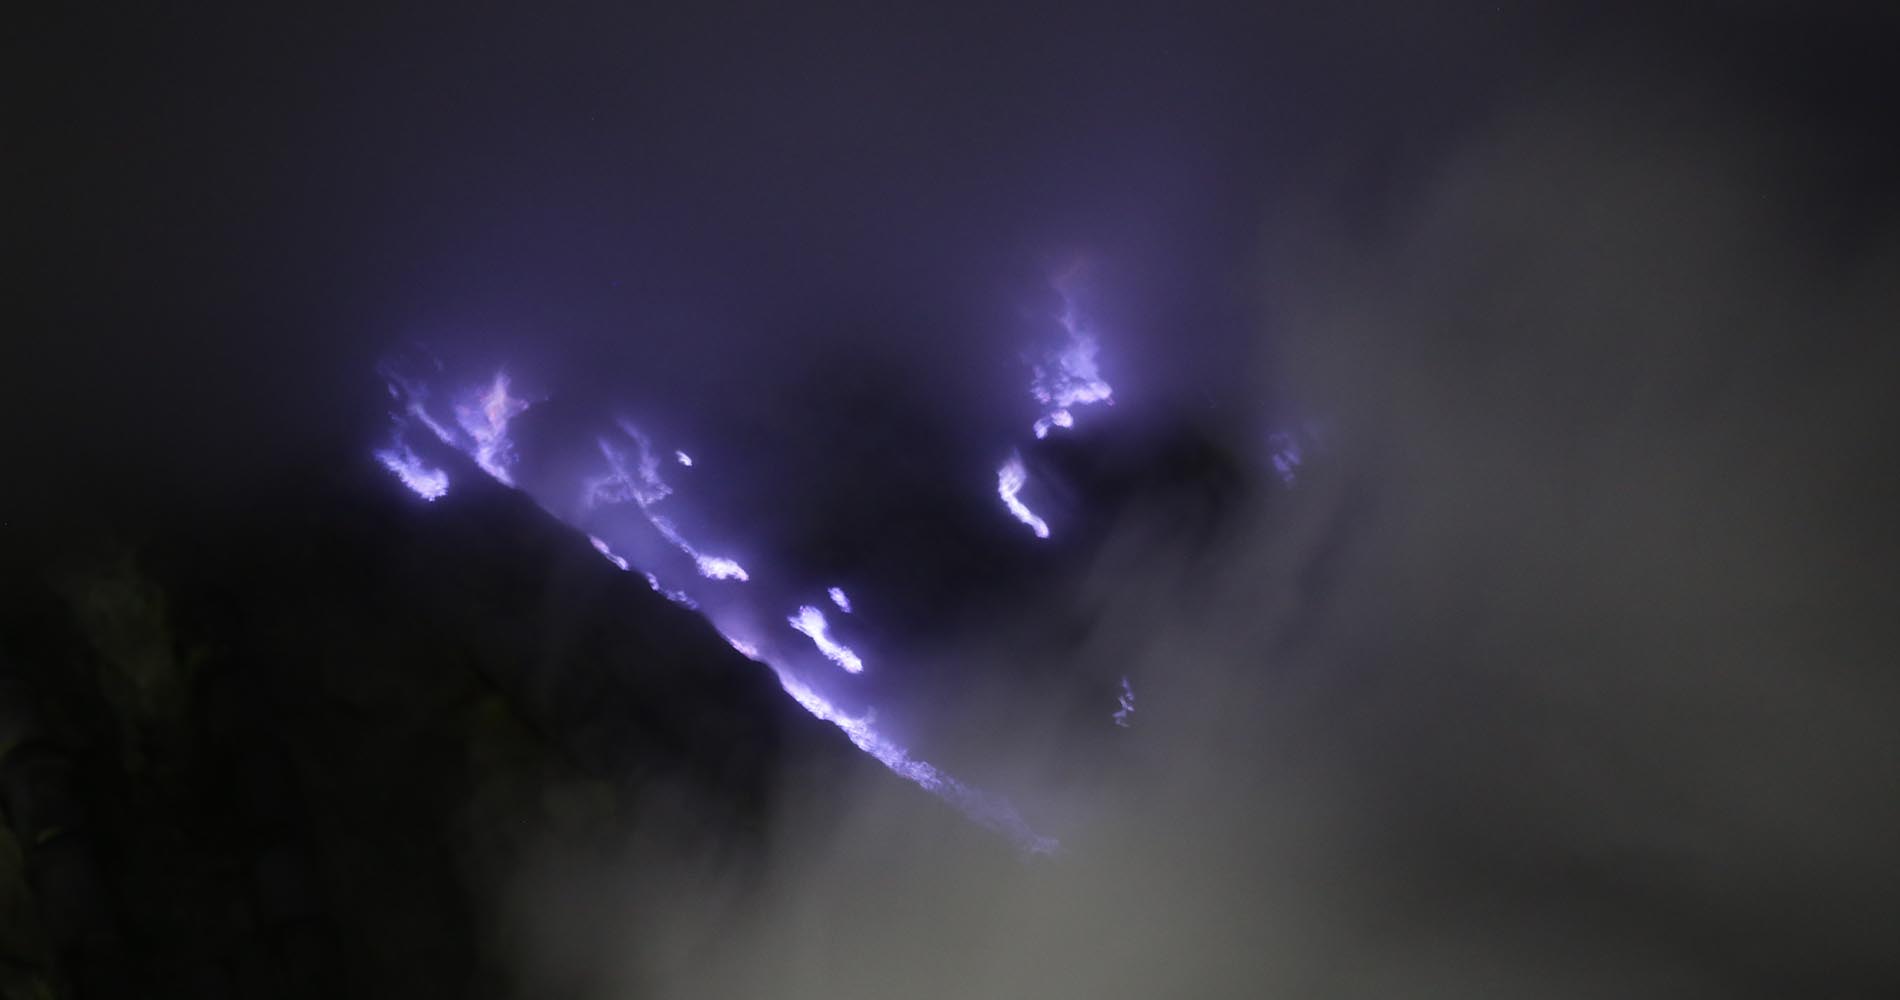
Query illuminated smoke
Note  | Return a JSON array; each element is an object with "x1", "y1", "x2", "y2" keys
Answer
[
  {"x1": 587, "y1": 425, "x2": 749, "y2": 583},
  {"x1": 373, "y1": 438, "x2": 449, "y2": 501},
  {"x1": 377, "y1": 358, "x2": 459, "y2": 449},
  {"x1": 1027, "y1": 275, "x2": 1113, "y2": 438},
  {"x1": 828, "y1": 586, "x2": 852, "y2": 613},
  {"x1": 997, "y1": 451, "x2": 1050, "y2": 539},
  {"x1": 1112, "y1": 676, "x2": 1136, "y2": 728},
  {"x1": 586, "y1": 423, "x2": 671, "y2": 509},
  {"x1": 456, "y1": 373, "x2": 531, "y2": 485},
  {"x1": 788, "y1": 605, "x2": 865, "y2": 674},
  {"x1": 675, "y1": 450, "x2": 693, "y2": 466}
]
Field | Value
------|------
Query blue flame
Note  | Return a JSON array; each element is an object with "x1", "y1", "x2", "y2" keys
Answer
[
  {"x1": 997, "y1": 451, "x2": 1050, "y2": 539},
  {"x1": 789, "y1": 604, "x2": 865, "y2": 674},
  {"x1": 589, "y1": 535, "x2": 631, "y2": 571},
  {"x1": 456, "y1": 374, "x2": 531, "y2": 485},
  {"x1": 1028, "y1": 273, "x2": 1113, "y2": 438},
  {"x1": 371, "y1": 358, "x2": 1057, "y2": 854},
  {"x1": 374, "y1": 439, "x2": 449, "y2": 501}
]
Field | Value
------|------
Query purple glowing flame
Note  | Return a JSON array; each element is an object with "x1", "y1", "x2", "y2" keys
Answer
[
  {"x1": 997, "y1": 451, "x2": 1050, "y2": 539},
  {"x1": 370, "y1": 358, "x2": 1058, "y2": 854},
  {"x1": 789, "y1": 604, "x2": 865, "y2": 674},
  {"x1": 374, "y1": 439, "x2": 449, "y2": 501},
  {"x1": 1028, "y1": 276, "x2": 1113, "y2": 438},
  {"x1": 695, "y1": 555, "x2": 750, "y2": 582},
  {"x1": 1031, "y1": 408, "x2": 1075, "y2": 439},
  {"x1": 456, "y1": 374, "x2": 531, "y2": 485},
  {"x1": 587, "y1": 426, "x2": 749, "y2": 583}
]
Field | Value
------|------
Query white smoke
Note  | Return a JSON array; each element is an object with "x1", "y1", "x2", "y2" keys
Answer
[{"x1": 498, "y1": 62, "x2": 1900, "y2": 1000}]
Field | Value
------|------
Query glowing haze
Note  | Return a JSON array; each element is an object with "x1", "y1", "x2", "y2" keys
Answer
[{"x1": 1029, "y1": 272, "x2": 1114, "y2": 439}]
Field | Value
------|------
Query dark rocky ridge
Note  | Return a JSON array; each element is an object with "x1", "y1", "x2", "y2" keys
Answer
[{"x1": 0, "y1": 457, "x2": 935, "y2": 999}]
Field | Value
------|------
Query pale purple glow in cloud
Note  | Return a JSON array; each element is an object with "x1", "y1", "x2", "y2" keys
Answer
[
  {"x1": 1113, "y1": 676, "x2": 1136, "y2": 728},
  {"x1": 1267, "y1": 431, "x2": 1304, "y2": 485},
  {"x1": 675, "y1": 450, "x2": 693, "y2": 467},
  {"x1": 828, "y1": 586, "x2": 852, "y2": 613},
  {"x1": 997, "y1": 451, "x2": 1050, "y2": 539},
  {"x1": 789, "y1": 605, "x2": 864, "y2": 674}
]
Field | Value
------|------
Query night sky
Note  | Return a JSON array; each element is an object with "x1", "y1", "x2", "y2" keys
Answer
[{"x1": 8, "y1": 2, "x2": 1900, "y2": 997}]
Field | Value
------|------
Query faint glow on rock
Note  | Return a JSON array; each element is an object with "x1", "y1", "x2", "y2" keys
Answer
[
  {"x1": 1113, "y1": 676, "x2": 1136, "y2": 728},
  {"x1": 997, "y1": 451, "x2": 1050, "y2": 539},
  {"x1": 828, "y1": 586, "x2": 852, "y2": 613},
  {"x1": 789, "y1": 605, "x2": 864, "y2": 674},
  {"x1": 644, "y1": 572, "x2": 700, "y2": 609},
  {"x1": 773, "y1": 672, "x2": 1057, "y2": 855},
  {"x1": 373, "y1": 440, "x2": 449, "y2": 501}
]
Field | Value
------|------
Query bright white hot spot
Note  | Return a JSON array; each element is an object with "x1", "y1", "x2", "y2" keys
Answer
[
  {"x1": 788, "y1": 605, "x2": 864, "y2": 674},
  {"x1": 695, "y1": 555, "x2": 750, "y2": 581},
  {"x1": 997, "y1": 451, "x2": 1050, "y2": 539}
]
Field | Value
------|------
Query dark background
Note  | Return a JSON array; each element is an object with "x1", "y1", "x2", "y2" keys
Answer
[{"x1": 6, "y1": 2, "x2": 1899, "y2": 997}]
